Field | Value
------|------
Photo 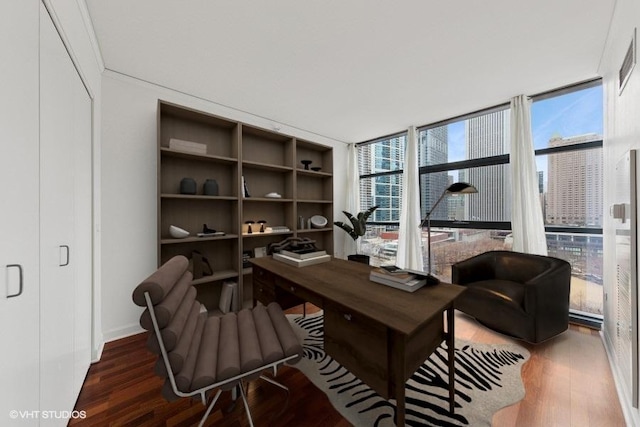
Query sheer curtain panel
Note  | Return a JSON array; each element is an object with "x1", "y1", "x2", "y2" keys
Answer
[
  {"x1": 396, "y1": 126, "x2": 424, "y2": 270},
  {"x1": 510, "y1": 95, "x2": 548, "y2": 255}
]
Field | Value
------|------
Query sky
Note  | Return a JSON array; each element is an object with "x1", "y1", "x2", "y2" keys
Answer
[{"x1": 444, "y1": 85, "x2": 603, "y2": 186}]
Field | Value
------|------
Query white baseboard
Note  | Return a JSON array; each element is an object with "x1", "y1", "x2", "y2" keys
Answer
[
  {"x1": 91, "y1": 341, "x2": 105, "y2": 363},
  {"x1": 103, "y1": 323, "x2": 145, "y2": 344},
  {"x1": 601, "y1": 329, "x2": 639, "y2": 427}
]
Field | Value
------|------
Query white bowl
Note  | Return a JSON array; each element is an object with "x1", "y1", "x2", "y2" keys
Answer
[
  {"x1": 169, "y1": 225, "x2": 190, "y2": 238},
  {"x1": 310, "y1": 215, "x2": 328, "y2": 228}
]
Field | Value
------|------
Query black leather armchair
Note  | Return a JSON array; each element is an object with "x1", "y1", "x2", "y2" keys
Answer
[{"x1": 452, "y1": 250, "x2": 571, "y2": 343}]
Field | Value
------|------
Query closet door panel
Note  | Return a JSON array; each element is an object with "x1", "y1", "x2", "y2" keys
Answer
[
  {"x1": 0, "y1": 0, "x2": 40, "y2": 424},
  {"x1": 39, "y1": 5, "x2": 91, "y2": 422},
  {"x1": 71, "y1": 73, "x2": 92, "y2": 396}
]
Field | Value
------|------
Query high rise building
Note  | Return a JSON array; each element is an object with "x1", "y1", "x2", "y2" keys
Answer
[
  {"x1": 464, "y1": 110, "x2": 511, "y2": 221},
  {"x1": 546, "y1": 133, "x2": 603, "y2": 226},
  {"x1": 418, "y1": 127, "x2": 449, "y2": 219},
  {"x1": 357, "y1": 136, "x2": 405, "y2": 222}
]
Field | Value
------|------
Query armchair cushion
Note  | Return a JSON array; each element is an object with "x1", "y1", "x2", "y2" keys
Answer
[{"x1": 466, "y1": 280, "x2": 526, "y2": 308}]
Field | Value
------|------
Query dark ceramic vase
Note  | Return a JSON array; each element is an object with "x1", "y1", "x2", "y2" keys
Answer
[
  {"x1": 180, "y1": 177, "x2": 197, "y2": 195},
  {"x1": 203, "y1": 179, "x2": 219, "y2": 196}
]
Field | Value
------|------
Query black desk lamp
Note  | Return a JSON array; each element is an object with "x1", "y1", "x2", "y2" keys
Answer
[{"x1": 419, "y1": 182, "x2": 478, "y2": 283}]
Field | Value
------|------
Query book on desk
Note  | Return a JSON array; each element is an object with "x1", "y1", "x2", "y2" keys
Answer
[{"x1": 369, "y1": 266, "x2": 429, "y2": 292}]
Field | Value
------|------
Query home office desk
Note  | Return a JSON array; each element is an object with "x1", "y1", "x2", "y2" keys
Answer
[{"x1": 250, "y1": 256, "x2": 466, "y2": 426}]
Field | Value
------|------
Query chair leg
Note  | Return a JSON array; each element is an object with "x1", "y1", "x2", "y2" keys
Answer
[
  {"x1": 238, "y1": 381, "x2": 255, "y2": 427},
  {"x1": 198, "y1": 389, "x2": 222, "y2": 427},
  {"x1": 259, "y1": 374, "x2": 289, "y2": 392}
]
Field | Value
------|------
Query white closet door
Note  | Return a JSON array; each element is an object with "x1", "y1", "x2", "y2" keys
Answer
[
  {"x1": 39, "y1": 4, "x2": 92, "y2": 423},
  {"x1": 71, "y1": 54, "x2": 93, "y2": 398},
  {"x1": 0, "y1": 0, "x2": 40, "y2": 424}
]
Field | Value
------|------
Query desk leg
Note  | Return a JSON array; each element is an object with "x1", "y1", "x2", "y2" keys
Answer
[
  {"x1": 392, "y1": 334, "x2": 406, "y2": 427},
  {"x1": 447, "y1": 307, "x2": 455, "y2": 413}
]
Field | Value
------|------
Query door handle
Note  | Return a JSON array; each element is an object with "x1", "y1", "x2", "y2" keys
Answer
[
  {"x1": 60, "y1": 245, "x2": 70, "y2": 267},
  {"x1": 6, "y1": 264, "x2": 24, "y2": 298}
]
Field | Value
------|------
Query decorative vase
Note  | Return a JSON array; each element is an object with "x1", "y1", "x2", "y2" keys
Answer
[
  {"x1": 180, "y1": 177, "x2": 197, "y2": 195},
  {"x1": 203, "y1": 179, "x2": 219, "y2": 196}
]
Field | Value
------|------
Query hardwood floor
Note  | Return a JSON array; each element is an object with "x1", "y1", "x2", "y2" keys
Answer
[{"x1": 71, "y1": 305, "x2": 626, "y2": 426}]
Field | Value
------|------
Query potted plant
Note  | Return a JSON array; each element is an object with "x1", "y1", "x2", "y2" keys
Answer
[{"x1": 334, "y1": 205, "x2": 378, "y2": 264}]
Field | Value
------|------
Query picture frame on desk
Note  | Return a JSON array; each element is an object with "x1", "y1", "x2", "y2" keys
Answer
[
  {"x1": 242, "y1": 250, "x2": 253, "y2": 268},
  {"x1": 254, "y1": 246, "x2": 267, "y2": 258}
]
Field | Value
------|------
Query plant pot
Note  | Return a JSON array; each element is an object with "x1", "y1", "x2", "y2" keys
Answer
[{"x1": 348, "y1": 254, "x2": 370, "y2": 265}]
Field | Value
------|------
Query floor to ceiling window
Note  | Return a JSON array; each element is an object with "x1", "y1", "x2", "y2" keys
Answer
[{"x1": 356, "y1": 79, "x2": 603, "y2": 324}]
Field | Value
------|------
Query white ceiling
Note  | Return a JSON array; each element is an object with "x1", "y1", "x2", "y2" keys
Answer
[{"x1": 85, "y1": 0, "x2": 616, "y2": 143}]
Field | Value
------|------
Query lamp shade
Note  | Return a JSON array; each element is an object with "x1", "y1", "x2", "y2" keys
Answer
[{"x1": 445, "y1": 182, "x2": 478, "y2": 194}]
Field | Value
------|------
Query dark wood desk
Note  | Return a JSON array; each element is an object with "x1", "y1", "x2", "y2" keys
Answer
[{"x1": 250, "y1": 257, "x2": 466, "y2": 426}]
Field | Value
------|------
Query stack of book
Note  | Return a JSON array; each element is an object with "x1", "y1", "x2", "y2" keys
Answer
[
  {"x1": 218, "y1": 281, "x2": 238, "y2": 314},
  {"x1": 369, "y1": 267, "x2": 428, "y2": 292},
  {"x1": 273, "y1": 248, "x2": 330, "y2": 267}
]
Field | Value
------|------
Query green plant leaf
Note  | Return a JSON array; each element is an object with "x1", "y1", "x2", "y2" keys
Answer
[{"x1": 333, "y1": 206, "x2": 378, "y2": 241}]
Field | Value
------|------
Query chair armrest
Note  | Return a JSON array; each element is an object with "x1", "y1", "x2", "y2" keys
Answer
[
  {"x1": 451, "y1": 253, "x2": 495, "y2": 285},
  {"x1": 523, "y1": 259, "x2": 571, "y2": 314}
]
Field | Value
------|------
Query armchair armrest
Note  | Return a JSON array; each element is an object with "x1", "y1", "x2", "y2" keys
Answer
[
  {"x1": 523, "y1": 258, "x2": 571, "y2": 315},
  {"x1": 451, "y1": 252, "x2": 496, "y2": 285}
]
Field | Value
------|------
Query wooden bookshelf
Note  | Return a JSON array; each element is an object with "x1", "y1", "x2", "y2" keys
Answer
[{"x1": 157, "y1": 100, "x2": 333, "y2": 310}]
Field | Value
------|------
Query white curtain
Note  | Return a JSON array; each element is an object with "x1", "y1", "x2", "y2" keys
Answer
[
  {"x1": 396, "y1": 126, "x2": 425, "y2": 270},
  {"x1": 510, "y1": 95, "x2": 548, "y2": 255},
  {"x1": 344, "y1": 143, "x2": 360, "y2": 255}
]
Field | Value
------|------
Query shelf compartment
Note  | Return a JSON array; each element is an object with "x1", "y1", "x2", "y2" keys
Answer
[
  {"x1": 160, "y1": 101, "x2": 239, "y2": 159},
  {"x1": 161, "y1": 198, "x2": 238, "y2": 239},
  {"x1": 160, "y1": 239, "x2": 239, "y2": 272},
  {"x1": 296, "y1": 202, "x2": 333, "y2": 227},
  {"x1": 297, "y1": 173, "x2": 332, "y2": 201},
  {"x1": 242, "y1": 125, "x2": 293, "y2": 167},
  {"x1": 243, "y1": 200, "x2": 293, "y2": 234},
  {"x1": 242, "y1": 168, "x2": 293, "y2": 199},
  {"x1": 161, "y1": 155, "x2": 237, "y2": 197},
  {"x1": 296, "y1": 139, "x2": 333, "y2": 174}
]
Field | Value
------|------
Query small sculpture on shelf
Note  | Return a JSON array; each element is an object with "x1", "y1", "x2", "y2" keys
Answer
[
  {"x1": 169, "y1": 225, "x2": 189, "y2": 238},
  {"x1": 267, "y1": 236, "x2": 318, "y2": 255},
  {"x1": 301, "y1": 160, "x2": 312, "y2": 170}
]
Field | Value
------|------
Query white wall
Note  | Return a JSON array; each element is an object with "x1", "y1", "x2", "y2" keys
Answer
[
  {"x1": 599, "y1": 0, "x2": 640, "y2": 424},
  {"x1": 100, "y1": 71, "x2": 348, "y2": 341}
]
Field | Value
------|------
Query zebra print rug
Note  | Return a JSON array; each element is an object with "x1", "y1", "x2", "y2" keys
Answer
[{"x1": 288, "y1": 311, "x2": 530, "y2": 427}]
